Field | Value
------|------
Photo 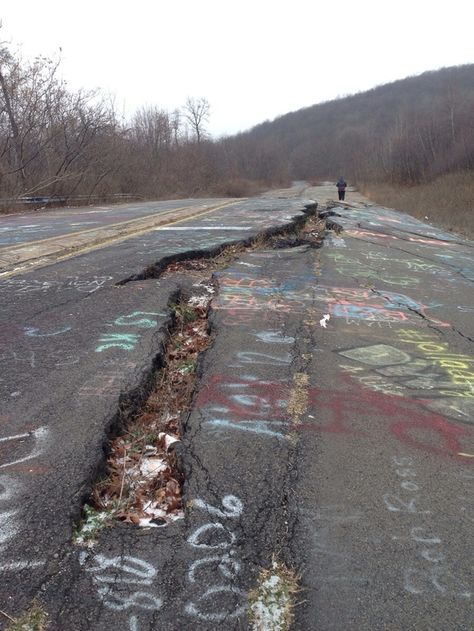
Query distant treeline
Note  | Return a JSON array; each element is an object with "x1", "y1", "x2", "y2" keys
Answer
[
  {"x1": 1, "y1": 38, "x2": 472, "y2": 202},
  {"x1": 237, "y1": 64, "x2": 474, "y2": 186},
  {"x1": 0, "y1": 42, "x2": 284, "y2": 202}
]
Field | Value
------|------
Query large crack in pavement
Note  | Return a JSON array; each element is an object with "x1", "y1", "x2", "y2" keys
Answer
[
  {"x1": 117, "y1": 208, "x2": 318, "y2": 285},
  {"x1": 0, "y1": 204, "x2": 326, "y2": 630},
  {"x1": 5, "y1": 196, "x2": 473, "y2": 630}
]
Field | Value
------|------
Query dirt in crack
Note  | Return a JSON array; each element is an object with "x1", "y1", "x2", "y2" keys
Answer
[{"x1": 75, "y1": 290, "x2": 212, "y2": 543}]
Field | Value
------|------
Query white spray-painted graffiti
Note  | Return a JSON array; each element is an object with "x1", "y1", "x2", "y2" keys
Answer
[
  {"x1": 0, "y1": 426, "x2": 49, "y2": 570},
  {"x1": 0, "y1": 426, "x2": 48, "y2": 470},
  {"x1": 0, "y1": 275, "x2": 113, "y2": 295},
  {"x1": 81, "y1": 553, "x2": 162, "y2": 630},
  {"x1": 24, "y1": 326, "x2": 72, "y2": 337},
  {"x1": 0, "y1": 349, "x2": 36, "y2": 369},
  {"x1": 385, "y1": 455, "x2": 471, "y2": 599},
  {"x1": 78, "y1": 495, "x2": 244, "y2": 626},
  {"x1": 185, "y1": 494, "x2": 246, "y2": 622}
]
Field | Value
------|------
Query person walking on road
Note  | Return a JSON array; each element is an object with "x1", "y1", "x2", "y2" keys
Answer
[{"x1": 336, "y1": 176, "x2": 347, "y2": 201}]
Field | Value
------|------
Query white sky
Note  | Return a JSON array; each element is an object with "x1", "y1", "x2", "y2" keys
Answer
[{"x1": 1, "y1": 0, "x2": 473, "y2": 136}]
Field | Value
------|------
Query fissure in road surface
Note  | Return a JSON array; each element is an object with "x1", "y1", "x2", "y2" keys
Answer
[
  {"x1": 75, "y1": 287, "x2": 214, "y2": 542},
  {"x1": 76, "y1": 210, "x2": 327, "y2": 534},
  {"x1": 117, "y1": 209, "x2": 322, "y2": 285},
  {"x1": 75, "y1": 211, "x2": 327, "y2": 543}
]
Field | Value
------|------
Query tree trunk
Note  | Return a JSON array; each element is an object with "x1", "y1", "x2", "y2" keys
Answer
[{"x1": 0, "y1": 66, "x2": 26, "y2": 184}]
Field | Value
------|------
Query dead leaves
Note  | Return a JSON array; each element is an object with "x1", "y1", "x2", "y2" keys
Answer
[{"x1": 92, "y1": 296, "x2": 211, "y2": 528}]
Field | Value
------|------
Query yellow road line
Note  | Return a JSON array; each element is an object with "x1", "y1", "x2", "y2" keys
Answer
[
  {"x1": 0, "y1": 199, "x2": 244, "y2": 279},
  {"x1": 288, "y1": 372, "x2": 309, "y2": 425},
  {"x1": 0, "y1": 201, "x2": 236, "y2": 251}
]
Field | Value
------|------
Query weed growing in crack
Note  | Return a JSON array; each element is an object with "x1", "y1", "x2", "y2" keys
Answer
[
  {"x1": 170, "y1": 302, "x2": 200, "y2": 323},
  {"x1": 248, "y1": 560, "x2": 299, "y2": 631},
  {"x1": 3, "y1": 600, "x2": 49, "y2": 631},
  {"x1": 77, "y1": 293, "x2": 212, "y2": 535},
  {"x1": 73, "y1": 504, "x2": 111, "y2": 546}
]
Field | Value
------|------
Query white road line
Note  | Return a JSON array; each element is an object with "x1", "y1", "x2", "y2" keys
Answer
[{"x1": 0, "y1": 560, "x2": 46, "y2": 571}]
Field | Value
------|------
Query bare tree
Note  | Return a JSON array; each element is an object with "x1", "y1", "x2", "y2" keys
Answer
[
  {"x1": 0, "y1": 35, "x2": 25, "y2": 183},
  {"x1": 183, "y1": 97, "x2": 210, "y2": 144},
  {"x1": 171, "y1": 108, "x2": 181, "y2": 146}
]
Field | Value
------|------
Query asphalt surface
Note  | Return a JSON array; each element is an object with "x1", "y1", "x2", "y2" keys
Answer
[
  {"x1": 0, "y1": 191, "x2": 312, "y2": 629},
  {"x1": 0, "y1": 198, "x2": 231, "y2": 247},
  {"x1": 1, "y1": 189, "x2": 473, "y2": 630}
]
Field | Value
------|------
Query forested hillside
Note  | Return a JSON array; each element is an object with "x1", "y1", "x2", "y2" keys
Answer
[{"x1": 231, "y1": 64, "x2": 474, "y2": 186}]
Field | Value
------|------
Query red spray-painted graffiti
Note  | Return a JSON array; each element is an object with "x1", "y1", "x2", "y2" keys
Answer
[
  {"x1": 339, "y1": 375, "x2": 472, "y2": 463},
  {"x1": 198, "y1": 375, "x2": 473, "y2": 462}
]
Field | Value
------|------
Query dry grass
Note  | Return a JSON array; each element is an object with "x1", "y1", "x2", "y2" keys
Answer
[
  {"x1": 360, "y1": 171, "x2": 474, "y2": 237},
  {"x1": 3, "y1": 600, "x2": 49, "y2": 631},
  {"x1": 248, "y1": 560, "x2": 299, "y2": 631},
  {"x1": 210, "y1": 178, "x2": 268, "y2": 198}
]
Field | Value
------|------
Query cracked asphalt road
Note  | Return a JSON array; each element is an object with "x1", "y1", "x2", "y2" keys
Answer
[
  {"x1": 0, "y1": 198, "x2": 233, "y2": 247},
  {"x1": 0, "y1": 190, "x2": 312, "y2": 629},
  {"x1": 1, "y1": 187, "x2": 473, "y2": 630}
]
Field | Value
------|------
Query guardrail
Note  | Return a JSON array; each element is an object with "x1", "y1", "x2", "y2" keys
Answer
[{"x1": 0, "y1": 193, "x2": 144, "y2": 210}]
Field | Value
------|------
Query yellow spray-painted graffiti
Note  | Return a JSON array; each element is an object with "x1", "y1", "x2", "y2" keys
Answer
[{"x1": 396, "y1": 330, "x2": 474, "y2": 397}]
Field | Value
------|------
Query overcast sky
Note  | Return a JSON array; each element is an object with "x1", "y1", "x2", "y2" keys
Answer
[{"x1": 1, "y1": 0, "x2": 473, "y2": 136}]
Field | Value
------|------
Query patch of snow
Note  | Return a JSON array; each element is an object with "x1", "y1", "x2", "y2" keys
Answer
[
  {"x1": 138, "y1": 517, "x2": 167, "y2": 528},
  {"x1": 251, "y1": 573, "x2": 289, "y2": 631},
  {"x1": 192, "y1": 282, "x2": 215, "y2": 293},
  {"x1": 139, "y1": 457, "x2": 168, "y2": 477},
  {"x1": 188, "y1": 295, "x2": 211, "y2": 308},
  {"x1": 143, "y1": 445, "x2": 158, "y2": 457},
  {"x1": 139, "y1": 507, "x2": 184, "y2": 527}
]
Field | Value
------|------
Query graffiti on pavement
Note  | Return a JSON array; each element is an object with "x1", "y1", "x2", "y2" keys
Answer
[
  {"x1": 185, "y1": 494, "x2": 246, "y2": 622},
  {"x1": 385, "y1": 455, "x2": 471, "y2": 599}
]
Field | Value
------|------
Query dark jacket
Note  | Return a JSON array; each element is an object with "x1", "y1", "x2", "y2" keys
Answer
[{"x1": 336, "y1": 179, "x2": 347, "y2": 191}]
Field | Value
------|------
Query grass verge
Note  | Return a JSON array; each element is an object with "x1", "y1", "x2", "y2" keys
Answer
[{"x1": 360, "y1": 171, "x2": 474, "y2": 237}]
